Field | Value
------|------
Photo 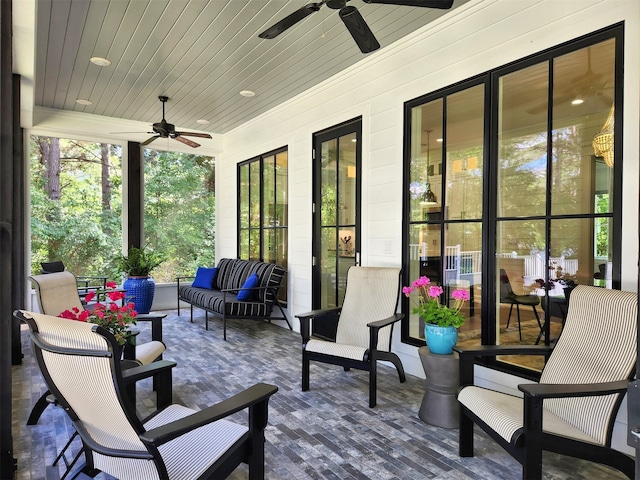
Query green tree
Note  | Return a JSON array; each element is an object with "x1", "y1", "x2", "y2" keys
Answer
[
  {"x1": 30, "y1": 135, "x2": 123, "y2": 279},
  {"x1": 143, "y1": 149, "x2": 216, "y2": 282}
]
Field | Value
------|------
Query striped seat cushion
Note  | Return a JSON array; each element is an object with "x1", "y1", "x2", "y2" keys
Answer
[
  {"x1": 92, "y1": 404, "x2": 248, "y2": 479},
  {"x1": 178, "y1": 285, "x2": 271, "y2": 318},
  {"x1": 457, "y1": 386, "x2": 599, "y2": 445},
  {"x1": 305, "y1": 338, "x2": 367, "y2": 361}
]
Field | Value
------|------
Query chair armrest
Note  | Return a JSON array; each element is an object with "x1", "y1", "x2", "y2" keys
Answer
[
  {"x1": 368, "y1": 313, "x2": 404, "y2": 330},
  {"x1": 454, "y1": 345, "x2": 554, "y2": 357},
  {"x1": 296, "y1": 307, "x2": 342, "y2": 342},
  {"x1": 519, "y1": 379, "x2": 630, "y2": 399},
  {"x1": 121, "y1": 360, "x2": 176, "y2": 384},
  {"x1": 140, "y1": 383, "x2": 278, "y2": 447},
  {"x1": 455, "y1": 344, "x2": 554, "y2": 386},
  {"x1": 296, "y1": 307, "x2": 342, "y2": 320}
]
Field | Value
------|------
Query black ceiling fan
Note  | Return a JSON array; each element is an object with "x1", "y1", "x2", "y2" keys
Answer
[
  {"x1": 140, "y1": 96, "x2": 212, "y2": 148},
  {"x1": 258, "y1": 0, "x2": 454, "y2": 54}
]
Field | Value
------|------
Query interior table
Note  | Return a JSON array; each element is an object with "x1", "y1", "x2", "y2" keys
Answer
[{"x1": 418, "y1": 346, "x2": 459, "y2": 429}]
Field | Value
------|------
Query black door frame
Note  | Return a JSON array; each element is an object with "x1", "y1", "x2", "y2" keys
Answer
[{"x1": 311, "y1": 117, "x2": 362, "y2": 310}]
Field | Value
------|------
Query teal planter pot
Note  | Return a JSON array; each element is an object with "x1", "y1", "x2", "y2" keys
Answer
[
  {"x1": 425, "y1": 324, "x2": 458, "y2": 355},
  {"x1": 123, "y1": 276, "x2": 155, "y2": 314}
]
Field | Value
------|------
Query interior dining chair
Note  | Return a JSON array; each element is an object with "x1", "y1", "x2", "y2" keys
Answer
[
  {"x1": 296, "y1": 266, "x2": 405, "y2": 408},
  {"x1": 28, "y1": 271, "x2": 168, "y2": 423},
  {"x1": 455, "y1": 285, "x2": 637, "y2": 479},
  {"x1": 17, "y1": 309, "x2": 278, "y2": 480},
  {"x1": 499, "y1": 268, "x2": 542, "y2": 341}
]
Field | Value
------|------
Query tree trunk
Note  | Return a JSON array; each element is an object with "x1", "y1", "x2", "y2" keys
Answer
[
  {"x1": 38, "y1": 137, "x2": 61, "y2": 201},
  {"x1": 101, "y1": 143, "x2": 111, "y2": 210},
  {"x1": 36, "y1": 136, "x2": 61, "y2": 260}
]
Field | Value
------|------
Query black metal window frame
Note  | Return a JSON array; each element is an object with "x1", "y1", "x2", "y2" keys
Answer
[
  {"x1": 401, "y1": 23, "x2": 624, "y2": 362},
  {"x1": 236, "y1": 146, "x2": 288, "y2": 267}
]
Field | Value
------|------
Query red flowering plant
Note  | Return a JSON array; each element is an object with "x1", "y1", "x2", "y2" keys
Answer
[
  {"x1": 402, "y1": 276, "x2": 469, "y2": 328},
  {"x1": 59, "y1": 281, "x2": 137, "y2": 345}
]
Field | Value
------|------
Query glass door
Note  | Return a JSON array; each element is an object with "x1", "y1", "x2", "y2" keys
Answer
[{"x1": 313, "y1": 118, "x2": 361, "y2": 309}]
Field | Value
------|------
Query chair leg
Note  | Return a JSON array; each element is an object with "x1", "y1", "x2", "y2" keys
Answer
[
  {"x1": 459, "y1": 408, "x2": 474, "y2": 457},
  {"x1": 369, "y1": 359, "x2": 377, "y2": 408},
  {"x1": 522, "y1": 441, "x2": 543, "y2": 479},
  {"x1": 302, "y1": 353, "x2": 310, "y2": 391},
  {"x1": 27, "y1": 391, "x2": 52, "y2": 425},
  {"x1": 53, "y1": 430, "x2": 83, "y2": 480},
  {"x1": 378, "y1": 352, "x2": 406, "y2": 383},
  {"x1": 155, "y1": 368, "x2": 173, "y2": 409},
  {"x1": 506, "y1": 304, "x2": 514, "y2": 328},
  {"x1": 532, "y1": 306, "x2": 542, "y2": 330},
  {"x1": 516, "y1": 304, "x2": 522, "y2": 340}
]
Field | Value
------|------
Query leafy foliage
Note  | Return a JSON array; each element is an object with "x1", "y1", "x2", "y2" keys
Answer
[
  {"x1": 30, "y1": 136, "x2": 216, "y2": 283},
  {"x1": 29, "y1": 136, "x2": 123, "y2": 279},
  {"x1": 115, "y1": 246, "x2": 165, "y2": 277},
  {"x1": 143, "y1": 149, "x2": 216, "y2": 281}
]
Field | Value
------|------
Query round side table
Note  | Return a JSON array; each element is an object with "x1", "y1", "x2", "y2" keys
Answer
[{"x1": 418, "y1": 346, "x2": 460, "y2": 429}]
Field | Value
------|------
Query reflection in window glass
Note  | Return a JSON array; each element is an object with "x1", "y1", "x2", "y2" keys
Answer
[
  {"x1": 551, "y1": 41, "x2": 615, "y2": 216},
  {"x1": 498, "y1": 62, "x2": 549, "y2": 218},
  {"x1": 405, "y1": 85, "x2": 484, "y2": 345},
  {"x1": 492, "y1": 38, "x2": 617, "y2": 372},
  {"x1": 237, "y1": 149, "x2": 288, "y2": 302},
  {"x1": 318, "y1": 132, "x2": 357, "y2": 310}
]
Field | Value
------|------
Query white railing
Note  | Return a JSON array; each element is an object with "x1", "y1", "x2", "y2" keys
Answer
[{"x1": 410, "y1": 246, "x2": 579, "y2": 286}]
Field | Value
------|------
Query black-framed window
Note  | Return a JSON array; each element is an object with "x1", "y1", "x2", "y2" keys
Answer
[
  {"x1": 402, "y1": 24, "x2": 622, "y2": 374},
  {"x1": 237, "y1": 147, "x2": 288, "y2": 301}
]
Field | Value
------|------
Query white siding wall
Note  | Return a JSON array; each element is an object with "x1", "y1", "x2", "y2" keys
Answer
[{"x1": 219, "y1": 0, "x2": 640, "y2": 371}]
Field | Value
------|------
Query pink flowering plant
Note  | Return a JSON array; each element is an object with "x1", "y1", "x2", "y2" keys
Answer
[
  {"x1": 59, "y1": 281, "x2": 137, "y2": 345},
  {"x1": 402, "y1": 276, "x2": 469, "y2": 328}
]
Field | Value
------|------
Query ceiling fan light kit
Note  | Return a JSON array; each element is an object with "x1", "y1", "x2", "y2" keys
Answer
[{"x1": 259, "y1": 0, "x2": 454, "y2": 54}]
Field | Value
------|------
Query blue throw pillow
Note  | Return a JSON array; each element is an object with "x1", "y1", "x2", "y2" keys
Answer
[
  {"x1": 192, "y1": 267, "x2": 217, "y2": 289},
  {"x1": 237, "y1": 273, "x2": 259, "y2": 301}
]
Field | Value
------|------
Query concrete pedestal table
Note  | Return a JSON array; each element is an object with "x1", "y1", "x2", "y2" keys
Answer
[{"x1": 418, "y1": 346, "x2": 460, "y2": 428}]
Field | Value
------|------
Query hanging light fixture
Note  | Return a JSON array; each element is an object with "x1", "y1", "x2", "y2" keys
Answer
[
  {"x1": 421, "y1": 129, "x2": 438, "y2": 205},
  {"x1": 593, "y1": 104, "x2": 614, "y2": 168}
]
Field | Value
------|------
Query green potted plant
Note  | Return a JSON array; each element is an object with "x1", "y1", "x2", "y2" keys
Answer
[
  {"x1": 116, "y1": 246, "x2": 165, "y2": 314},
  {"x1": 403, "y1": 276, "x2": 469, "y2": 354}
]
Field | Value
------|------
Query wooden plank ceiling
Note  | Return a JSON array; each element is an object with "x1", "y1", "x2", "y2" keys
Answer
[{"x1": 33, "y1": 0, "x2": 469, "y2": 136}]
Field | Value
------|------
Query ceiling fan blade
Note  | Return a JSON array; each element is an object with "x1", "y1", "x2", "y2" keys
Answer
[
  {"x1": 175, "y1": 136, "x2": 201, "y2": 148},
  {"x1": 363, "y1": 0, "x2": 454, "y2": 8},
  {"x1": 140, "y1": 136, "x2": 160, "y2": 146},
  {"x1": 259, "y1": 3, "x2": 323, "y2": 39},
  {"x1": 339, "y1": 6, "x2": 380, "y2": 53},
  {"x1": 110, "y1": 131, "x2": 151, "y2": 134},
  {"x1": 175, "y1": 131, "x2": 213, "y2": 139}
]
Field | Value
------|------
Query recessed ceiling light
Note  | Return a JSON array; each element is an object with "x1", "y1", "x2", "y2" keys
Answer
[
  {"x1": 571, "y1": 98, "x2": 584, "y2": 105},
  {"x1": 75, "y1": 99, "x2": 93, "y2": 105},
  {"x1": 90, "y1": 56, "x2": 111, "y2": 67},
  {"x1": 240, "y1": 90, "x2": 255, "y2": 97},
  {"x1": 196, "y1": 119, "x2": 210, "y2": 125},
  {"x1": 436, "y1": 138, "x2": 443, "y2": 143}
]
